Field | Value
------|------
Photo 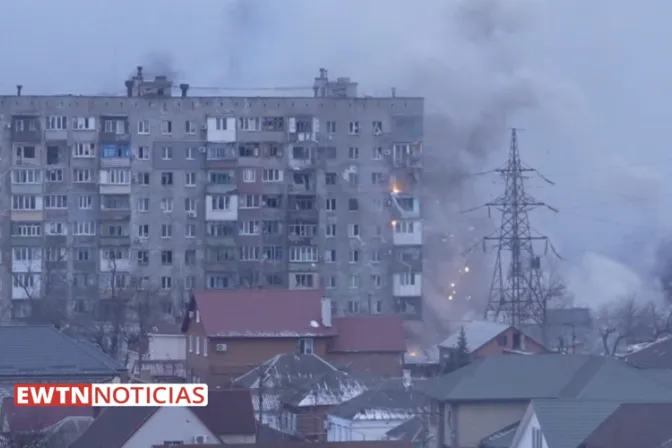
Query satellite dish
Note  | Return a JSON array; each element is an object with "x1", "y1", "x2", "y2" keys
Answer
[{"x1": 309, "y1": 320, "x2": 320, "y2": 328}]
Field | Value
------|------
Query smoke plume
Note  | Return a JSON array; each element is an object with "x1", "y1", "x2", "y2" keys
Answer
[{"x1": 211, "y1": 0, "x2": 587, "y2": 344}]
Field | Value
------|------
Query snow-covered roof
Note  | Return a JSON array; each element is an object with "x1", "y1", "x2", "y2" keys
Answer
[
  {"x1": 234, "y1": 353, "x2": 338, "y2": 389},
  {"x1": 438, "y1": 320, "x2": 510, "y2": 352}
]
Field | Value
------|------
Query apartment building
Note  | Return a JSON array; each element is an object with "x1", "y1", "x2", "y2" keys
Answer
[{"x1": 0, "y1": 67, "x2": 424, "y2": 322}]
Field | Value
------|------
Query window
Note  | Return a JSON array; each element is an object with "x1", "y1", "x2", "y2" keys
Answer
[
  {"x1": 102, "y1": 249, "x2": 127, "y2": 261},
  {"x1": 162, "y1": 146, "x2": 173, "y2": 160},
  {"x1": 15, "y1": 146, "x2": 36, "y2": 159},
  {"x1": 138, "y1": 119, "x2": 150, "y2": 134},
  {"x1": 324, "y1": 249, "x2": 336, "y2": 263},
  {"x1": 13, "y1": 247, "x2": 39, "y2": 261},
  {"x1": 348, "y1": 224, "x2": 360, "y2": 237},
  {"x1": 185, "y1": 172, "x2": 196, "y2": 186},
  {"x1": 299, "y1": 338, "x2": 314, "y2": 354},
  {"x1": 240, "y1": 195, "x2": 260, "y2": 209},
  {"x1": 211, "y1": 195, "x2": 231, "y2": 210},
  {"x1": 161, "y1": 250, "x2": 173, "y2": 265},
  {"x1": 137, "y1": 224, "x2": 149, "y2": 238},
  {"x1": 137, "y1": 146, "x2": 150, "y2": 160},
  {"x1": 532, "y1": 428, "x2": 543, "y2": 448},
  {"x1": 325, "y1": 224, "x2": 336, "y2": 237},
  {"x1": 239, "y1": 220, "x2": 260, "y2": 235},
  {"x1": 373, "y1": 146, "x2": 383, "y2": 160},
  {"x1": 348, "y1": 300, "x2": 360, "y2": 312},
  {"x1": 45, "y1": 222, "x2": 67, "y2": 236},
  {"x1": 184, "y1": 198, "x2": 196, "y2": 213},
  {"x1": 184, "y1": 250, "x2": 196, "y2": 265},
  {"x1": 372, "y1": 275, "x2": 382, "y2": 289},
  {"x1": 161, "y1": 276, "x2": 172, "y2": 290},
  {"x1": 73, "y1": 169, "x2": 93, "y2": 183},
  {"x1": 186, "y1": 147, "x2": 195, "y2": 160},
  {"x1": 73, "y1": 142, "x2": 95, "y2": 158},
  {"x1": 349, "y1": 275, "x2": 360, "y2": 289},
  {"x1": 348, "y1": 147, "x2": 359, "y2": 159},
  {"x1": 137, "y1": 250, "x2": 149, "y2": 265},
  {"x1": 348, "y1": 198, "x2": 359, "y2": 211},
  {"x1": 45, "y1": 168, "x2": 63, "y2": 182},
  {"x1": 11, "y1": 169, "x2": 41, "y2": 184},
  {"x1": 185, "y1": 120, "x2": 196, "y2": 134},
  {"x1": 11, "y1": 195, "x2": 37, "y2": 210},
  {"x1": 242, "y1": 168, "x2": 256, "y2": 182},
  {"x1": 373, "y1": 121, "x2": 384, "y2": 134},
  {"x1": 137, "y1": 198, "x2": 149, "y2": 212},
  {"x1": 13, "y1": 274, "x2": 36, "y2": 289},
  {"x1": 371, "y1": 172, "x2": 384, "y2": 184},
  {"x1": 161, "y1": 172, "x2": 173, "y2": 185},
  {"x1": 74, "y1": 221, "x2": 96, "y2": 236},
  {"x1": 208, "y1": 274, "x2": 231, "y2": 290},
  {"x1": 46, "y1": 116, "x2": 67, "y2": 130},
  {"x1": 325, "y1": 198, "x2": 336, "y2": 211},
  {"x1": 11, "y1": 223, "x2": 41, "y2": 237},
  {"x1": 161, "y1": 224, "x2": 173, "y2": 238},
  {"x1": 289, "y1": 224, "x2": 317, "y2": 237},
  {"x1": 101, "y1": 144, "x2": 130, "y2": 158},
  {"x1": 160, "y1": 198, "x2": 174, "y2": 213},
  {"x1": 326, "y1": 275, "x2": 337, "y2": 289},
  {"x1": 293, "y1": 274, "x2": 315, "y2": 289},
  {"x1": 161, "y1": 120, "x2": 172, "y2": 135},
  {"x1": 105, "y1": 169, "x2": 130, "y2": 184},
  {"x1": 76, "y1": 248, "x2": 92, "y2": 261},
  {"x1": 349, "y1": 121, "x2": 360, "y2": 135},
  {"x1": 371, "y1": 249, "x2": 381, "y2": 263},
  {"x1": 103, "y1": 119, "x2": 127, "y2": 134},
  {"x1": 394, "y1": 221, "x2": 416, "y2": 233},
  {"x1": 326, "y1": 121, "x2": 336, "y2": 133},
  {"x1": 137, "y1": 172, "x2": 151, "y2": 186},
  {"x1": 215, "y1": 117, "x2": 227, "y2": 130},
  {"x1": 239, "y1": 246, "x2": 261, "y2": 261},
  {"x1": 207, "y1": 222, "x2": 235, "y2": 237},
  {"x1": 325, "y1": 173, "x2": 336, "y2": 185},
  {"x1": 400, "y1": 272, "x2": 416, "y2": 286},
  {"x1": 78, "y1": 195, "x2": 92, "y2": 210},
  {"x1": 185, "y1": 223, "x2": 196, "y2": 238},
  {"x1": 238, "y1": 117, "x2": 261, "y2": 131},
  {"x1": 289, "y1": 246, "x2": 318, "y2": 262},
  {"x1": 348, "y1": 172, "x2": 359, "y2": 186},
  {"x1": 72, "y1": 117, "x2": 96, "y2": 131},
  {"x1": 349, "y1": 250, "x2": 360, "y2": 263},
  {"x1": 262, "y1": 169, "x2": 282, "y2": 182},
  {"x1": 263, "y1": 246, "x2": 283, "y2": 261}
]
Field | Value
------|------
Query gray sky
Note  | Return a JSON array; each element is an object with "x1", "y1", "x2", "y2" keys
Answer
[{"x1": 2, "y1": 0, "x2": 669, "y2": 311}]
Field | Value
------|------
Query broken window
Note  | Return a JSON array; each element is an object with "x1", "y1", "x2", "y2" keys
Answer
[
  {"x1": 262, "y1": 117, "x2": 284, "y2": 131},
  {"x1": 263, "y1": 195, "x2": 282, "y2": 208},
  {"x1": 325, "y1": 173, "x2": 337, "y2": 185},
  {"x1": 296, "y1": 120, "x2": 312, "y2": 133},
  {"x1": 396, "y1": 197, "x2": 415, "y2": 211},
  {"x1": 46, "y1": 146, "x2": 60, "y2": 165},
  {"x1": 263, "y1": 220, "x2": 282, "y2": 235},
  {"x1": 293, "y1": 197, "x2": 315, "y2": 211},
  {"x1": 209, "y1": 171, "x2": 235, "y2": 185},
  {"x1": 348, "y1": 198, "x2": 359, "y2": 211},
  {"x1": 291, "y1": 146, "x2": 310, "y2": 160},
  {"x1": 238, "y1": 143, "x2": 260, "y2": 157},
  {"x1": 292, "y1": 173, "x2": 312, "y2": 191}
]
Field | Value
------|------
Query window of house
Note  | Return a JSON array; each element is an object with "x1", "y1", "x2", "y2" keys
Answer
[
  {"x1": 138, "y1": 119, "x2": 150, "y2": 134},
  {"x1": 496, "y1": 334, "x2": 508, "y2": 346},
  {"x1": 185, "y1": 120, "x2": 196, "y2": 134},
  {"x1": 299, "y1": 338, "x2": 314, "y2": 354},
  {"x1": 137, "y1": 146, "x2": 150, "y2": 160},
  {"x1": 532, "y1": 428, "x2": 543, "y2": 448},
  {"x1": 162, "y1": 146, "x2": 173, "y2": 160},
  {"x1": 348, "y1": 198, "x2": 359, "y2": 211},
  {"x1": 185, "y1": 172, "x2": 196, "y2": 186},
  {"x1": 161, "y1": 120, "x2": 172, "y2": 135},
  {"x1": 349, "y1": 121, "x2": 360, "y2": 135}
]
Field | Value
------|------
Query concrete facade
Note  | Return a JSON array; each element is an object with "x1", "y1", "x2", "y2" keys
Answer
[{"x1": 0, "y1": 67, "x2": 424, "y2": 322}]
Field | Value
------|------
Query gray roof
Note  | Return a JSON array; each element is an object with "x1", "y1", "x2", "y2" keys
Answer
[
  {"x1": 531, "y1": 399, "x2": 619, "y2": 448},
  {"x1": 480, "y1": 421, "x2": 519, "y2": 448},
  {"x1": 69, "y1": 407, "x2": 157, "y2": 448},
  {"x1": 329, "y1": 387, "x2": 428, "y2": 420},
  {"x1": 0, "y1": 326, "x2": 125, "y2": 377},
  {"x1": 385, "y1": 417, "x2": 430, "y2": 442},
  {"x1": 233, "y1": 353, "x2": 338, "y2": 389},
  {"x1": 438, "y1": 321, "x2": 510, "y2": 352},
  {"x1": 419, "y1": 354, "x2": 672, "y2": 402}
]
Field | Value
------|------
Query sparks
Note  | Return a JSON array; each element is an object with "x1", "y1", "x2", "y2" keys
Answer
[
  {"x1": 448, "y1": 295, "x2": 454, "y2": 301},
  {"x1": 391, "y1": 185, "x2": 400, "y2": 194},
  {"x1": 450, "y1": 282, "x2": 456, "y2": 288},
  {"x1": 464, "y1": 266, "x2": 470, "y2": 273}
]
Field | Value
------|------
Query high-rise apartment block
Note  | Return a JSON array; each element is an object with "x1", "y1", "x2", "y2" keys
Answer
[{"x1": 0, "y1": 67, "x2": 423, "y2": 322}]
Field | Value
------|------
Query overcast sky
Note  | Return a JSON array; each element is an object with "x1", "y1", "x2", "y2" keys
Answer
[{"x1": 1, "y1": 0, "x2": 669, "y2": 310}]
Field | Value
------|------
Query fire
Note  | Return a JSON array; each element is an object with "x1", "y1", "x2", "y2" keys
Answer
[{"x1": 391, "y1": 184, "x2": 400, "y2": 194}]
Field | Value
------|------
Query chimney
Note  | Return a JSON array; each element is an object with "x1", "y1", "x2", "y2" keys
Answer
[
  {"x1": 136, "y1": 66, "x2": 143, "y2": 79},
  {"x1": 319, "y1": 68, "x2": 327, "y2": 79},
  {"x1": 179, "y1": 83, "x2": 190, "y2": 98},
  {"x1": 125, "y1": 80, "x2": 133, "y2": 97},
  {"x1": 321, "y1": 298, "x2": 332, "y2": 328},
  {"x1": 16, "y1": 85, "x2": 22, "y2": 96},
  {"x1": 391, "y1": 87, "x2": 397, "y2": 98}
]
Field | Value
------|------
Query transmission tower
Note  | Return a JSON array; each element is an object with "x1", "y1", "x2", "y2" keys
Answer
[{"x1": 482, "y1": 129, "x2": 557, "y2": 326}]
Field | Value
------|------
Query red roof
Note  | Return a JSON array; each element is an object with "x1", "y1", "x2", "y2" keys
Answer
[
  {"x1": 193, "y1": 290, "x2": 336, "y2": 338},
  {"x1": 1, "y1": 397, "x2": 93, "y2": 432},
  {"x1": 331, "y1": 316, "x2": 406, "y2": 353}
]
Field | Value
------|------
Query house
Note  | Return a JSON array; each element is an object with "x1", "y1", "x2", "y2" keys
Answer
[
  {"x1": 418, "y1": 354, "x2": 672, "y2": 448},
  {"x1": 385, "y1": 417, "x2": 431, "y2": 445},
  {"x1": 508, "y1": 399, "x2": 620, "y2": 448},
  {"x1": 328, "y1": 316, "x2": 406, "y2": 376},
  {"x1": 0, "y1": 325, "x2": 126, "y2": 383},
  {"x1": 0, "y1": 397, "x2": 94, "y2": 448},
  {"x1": 326, "y1": 386, "x2": 429, "y2": 442},
  {"x1": 128, "y1": 321, "x2": 187, "y2": 382},
  {"x1": 69, "y1": 389, "x2": 257, "y2": 448},
  {"x1": 580, "y1": 402, "x2": 672, "y2": 448},
  {"x1": 436, "y1": 320, "x2": 547, "y2": 363},
  {"x1": 234, "y1": 353, "x2": 368, "y2": 440},
  {"x1": 623, "y1": 335, "x2": 672, "y2": 368},
  {"x1": 403, "y1": 346, "x2": 441, "y2": 378},
  {"x1": 520, "y1": 307, "x2": 595, "y2": 353},
  {"x1": 183, "y1": 290, "x2": 406, "y2": 383}
]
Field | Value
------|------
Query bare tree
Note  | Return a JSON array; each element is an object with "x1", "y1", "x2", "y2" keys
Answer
[{"x1": 10, "y1": 243, "x2": 68, "y2": 325}]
